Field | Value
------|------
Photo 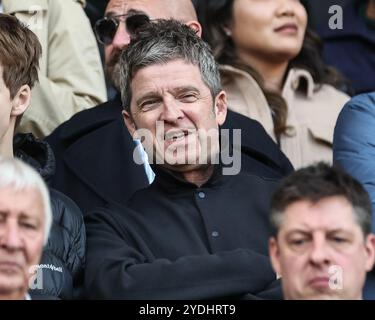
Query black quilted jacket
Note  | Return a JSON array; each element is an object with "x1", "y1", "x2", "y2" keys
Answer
[{"x1": 14, "y1": 133, "x2": 86, "y2": 300}]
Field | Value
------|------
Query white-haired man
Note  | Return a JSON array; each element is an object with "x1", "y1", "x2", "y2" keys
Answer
[{"x1": 0, "y1": 157, "x2": 52, "y2": 300}]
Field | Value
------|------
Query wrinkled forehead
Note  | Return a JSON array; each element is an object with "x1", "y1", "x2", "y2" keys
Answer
[
  {"x1": 105, "y1": 0, "x2": 174, "y2": 19},
  {"x1": 130, "y1": 60, "x2": 207, "y2": 90}
]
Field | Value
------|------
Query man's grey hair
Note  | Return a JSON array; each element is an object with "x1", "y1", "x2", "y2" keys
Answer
[
  {"x1": 0, "y1": 157, "x2": 52, "y2": 244},
  {"x1": 119, "y1": 19, "x2": 222, "y2": 112}
]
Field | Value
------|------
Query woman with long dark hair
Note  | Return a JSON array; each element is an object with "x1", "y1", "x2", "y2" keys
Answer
[{"x1": 196, "y1": 0, "x2": 350, "y2": 168}]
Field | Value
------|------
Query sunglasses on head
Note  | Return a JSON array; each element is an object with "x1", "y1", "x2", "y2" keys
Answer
[{"x1": 94, "y1": 13, "x2": 151, "y2": 45}]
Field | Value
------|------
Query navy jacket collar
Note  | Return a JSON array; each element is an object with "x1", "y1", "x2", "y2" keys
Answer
[{"x1": 59, "y1": 94, "x2": 123, "y2": 141}]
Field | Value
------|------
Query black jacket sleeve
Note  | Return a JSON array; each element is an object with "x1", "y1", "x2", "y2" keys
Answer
[{"x1": 84, "y1": 208, "x2": 279, "y2": 300}]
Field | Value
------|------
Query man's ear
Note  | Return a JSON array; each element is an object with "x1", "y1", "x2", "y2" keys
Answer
[
  {"x1": 122, "y1": 109, "x2": 137, "y2": 137},
  {"x1": 269, "y1": 237, "x2": 282, "y2": 277},
  {"x1": 11, "y1": 85, "x2": 31, "y2": 117},
  {"x1": 365, "y1": 234, "x2": 375, "y2": 272},
  {"x1": 186, "y1": 21, "x2": 202, "y2": 38},
  {"x1": 214, "y1": 90, "x2": 227, "y2": 126}
]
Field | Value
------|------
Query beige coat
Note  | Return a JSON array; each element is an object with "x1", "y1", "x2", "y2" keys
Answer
[
  {"x1": 3, "y1": 0, "x2": 107, "y2": 137},
  {"x1": 220, "y1": 65, "x2": 350, "y2": 169}
]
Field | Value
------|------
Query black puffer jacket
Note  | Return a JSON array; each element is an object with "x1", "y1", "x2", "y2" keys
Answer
[{"x1": 14, "y1": 133, "x2": 86, "y2": 300}]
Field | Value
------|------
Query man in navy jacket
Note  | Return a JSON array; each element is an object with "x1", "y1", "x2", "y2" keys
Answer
[{"x1": 334, "y1": 91, "x2": 375, "y2": 299}]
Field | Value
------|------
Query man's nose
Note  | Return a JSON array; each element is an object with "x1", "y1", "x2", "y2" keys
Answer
[
  {"x1": 160, "y1": 99, "x2": 184, "y2": 124},
  {"x1": 0, "y1": 222, "x2": 23, "y2": 251},
  {"x1": 309, "y1": 237, "x2": 331, "y2": 267},
  {"x1": 112, "y1": 21, "x2": 131, "y2": 49}
]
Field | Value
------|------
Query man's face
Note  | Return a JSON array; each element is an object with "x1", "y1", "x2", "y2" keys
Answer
[
  {"x1": 0, "y1": 187, "x2": 45, "y2": 299},
  {"x1": 124, "y1": 59, "x2": 227, "y2": 172},
  {"x1": 269, "y1": 196, "x2": 375, "y2": 300},
  {"x1": 104, "y1": 0, "x2": 177, "y2": 89}
]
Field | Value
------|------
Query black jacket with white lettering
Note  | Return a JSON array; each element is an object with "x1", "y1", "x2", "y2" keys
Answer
[{"x1": 14, "y1": 133, "x2": 86, "y2": 300}]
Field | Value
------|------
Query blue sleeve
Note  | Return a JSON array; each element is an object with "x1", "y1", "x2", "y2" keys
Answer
[{"x1": 333, "y1": 93, "x2": 375, "y2": 229}]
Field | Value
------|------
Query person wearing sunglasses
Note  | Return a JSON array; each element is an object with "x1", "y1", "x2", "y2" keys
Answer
[
  {"x1": 94, "y1": 0, "x2": 202, "y2": 97},
  {"x1": 45, "y1": 0, "x2": 293, "y2": 216}
]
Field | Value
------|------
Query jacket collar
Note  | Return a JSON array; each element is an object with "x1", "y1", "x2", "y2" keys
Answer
[
  {"x1": 220, "y1": 64, "x2": 274, "y2": 104},
  {"x1": 152, "y1": 163, "x2": 226, "y2": 195},
  {"x1": 221, "y1": 64, "x2": 315, "y2": 99},
  {"x1": 220, "y1": 64, "x2": 317, "y2": 145},
  {"x1": 59, "y1": 95, "x2": 123, "y2": 142},
  {"x1": 14, "y1": 133, "x2": 55, "y2": 183},
  {"x1": 58, "y1": 97, "x2": 148, "y2": 206},
  {"x1": 222, "y1": 109, "x2": 293, "y2": 175},
  {"x1": 150, "y1": 132, "x2": 236, "y2": 193},
  {"x1": 282, "y1": 68, "x2": 315, "y2": 99}
]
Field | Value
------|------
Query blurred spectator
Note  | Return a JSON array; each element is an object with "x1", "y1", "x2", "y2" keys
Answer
[
  {"x1": 334, "y1": 93, "x2": 375, "y2": 215},
  {"x1": 0, "y1": 157, "x2": 52, "y2": 300},
  {"x1": 318, "y1": 0, "x2": 375, "y2": 94},
  {"x1": 0, "y1": 13, "x2": 85, "y2": 299},
  {"x1": 2, "y1": 0, "x2": 107, "y2": 138},
  {"x1": 269, "y1": 163, "x2": 375, "y2": 299},
  {"x1": 334, "y1": 92, "x2": 375, "y2": 299},
  {"x1": 196, "y1": 0, "x2": 350, "y2": 169},
  {"x1": 45, "y1": 0, "x2": 293, "y2": 215}
]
